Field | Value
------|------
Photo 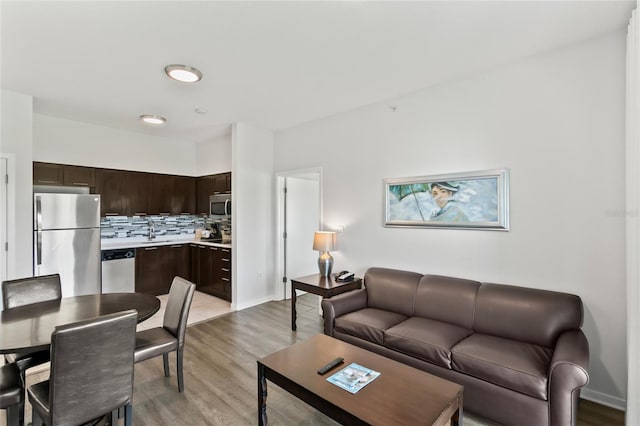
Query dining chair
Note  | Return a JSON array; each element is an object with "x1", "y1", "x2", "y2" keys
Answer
[
  {"x1": 0, "y1": 362, "x2": 24, "y2": 426},
  {"x1": 134, "y1": 276, "x2": 196, "y2": 392},
  {"x1": 2, "y1": 273, "x2": 62, "y2": 426},
  {"x1": 28, "y1": 309, "x2": 138, "y2": 426}
]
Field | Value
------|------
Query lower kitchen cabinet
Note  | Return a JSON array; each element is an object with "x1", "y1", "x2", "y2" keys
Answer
[
  {"x1": 135, "y1": 244, "x2": 189, "y2": 295},
  {"x1": 188, "y1": 244, "x2": 231, "y2": 301}
]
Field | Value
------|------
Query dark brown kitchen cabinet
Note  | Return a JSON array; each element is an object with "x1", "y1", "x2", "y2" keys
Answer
[
  {"x1": 135, "y1": 243, "x2": 189, "y2": 295},
  {"x1": 95, "y1": 169, "x2": 151, "y2": 216},
  {"x1": 135, "y1": 246, "x2": 165, "y2": 295},
  {"x1": 212, "y1": 172, "x2": 231, "y2": 194},
  {"x1": 196, "y1": 175, "x2": 215, "y2": 215},
  {"x1": 33, "y1": 162, "x2": 64, "y2": 185},
  {"x1": 95, "y1": 169, "x2": 128, "y2": 216},
  {"x1": 125, "y1": 171, "x2": 152, "y2": 215},
  {"x1": 149, "y1": 174, "x2": 196, "y2": 215},
  {"x1": 164, "y1": 243, "x2": 190, "y2": 287},
  {"x1": 63, "y1": 165, "x2": 95, "y2": 187},
  {"x1": 217, "y1": 247, "x2": 232, "y2": 301},
  {"x1": 188, "y1": 244, "x2": 231, "y2": 301}
]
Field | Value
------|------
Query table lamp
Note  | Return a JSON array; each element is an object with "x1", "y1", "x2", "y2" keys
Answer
[{"x1": 313, "y1": 231, "x2": 336, "y2": 277}]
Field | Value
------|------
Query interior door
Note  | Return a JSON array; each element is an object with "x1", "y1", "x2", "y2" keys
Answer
[{"x1": 282, "y1": 173, "x2": 320, "y2": 299}]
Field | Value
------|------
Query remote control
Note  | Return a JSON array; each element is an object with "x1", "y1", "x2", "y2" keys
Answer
[{"x1": 317, "y1": 357, "x2": 344, "y2": 375}]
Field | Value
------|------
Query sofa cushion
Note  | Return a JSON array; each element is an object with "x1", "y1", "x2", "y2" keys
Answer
[
  {"x1": 364, "y1": 268, "x2": 423, "y2": 317},
  {"x1": 474, "y1": 283, "x2": 583, "y2": 348},
  {"x1": 335, "y1": 308, "x2": 408, "y2": 345},
  {"x1": 451, "y1": 333, "x2": 553, "y2": 400},
  {"x1": 384, "y1": 317, "x2": 473, "y2": 369},
  {"x1": 415, "y1": 275, "x2": 480, "y2": 329}
]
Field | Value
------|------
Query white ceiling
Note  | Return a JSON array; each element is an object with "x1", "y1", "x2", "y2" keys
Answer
[{"x1": 1, "y1": 1, "x2": 635, "y2": 144}]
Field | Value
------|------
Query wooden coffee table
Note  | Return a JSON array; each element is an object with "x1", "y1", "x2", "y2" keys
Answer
[{"x1": 257, "y1": 334, "x2": 463, "y2": 426}]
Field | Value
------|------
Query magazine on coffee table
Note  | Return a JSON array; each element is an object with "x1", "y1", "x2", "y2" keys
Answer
[{"x1": 326, "y1": 362, "x2": 381, "y2": 394}]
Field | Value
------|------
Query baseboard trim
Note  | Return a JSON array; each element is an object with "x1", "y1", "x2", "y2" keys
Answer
[
  {"x1": 581, "y1": 388, "x2": 626, "y2": 411},
  {"x1": 235, "y1": 295, "x2": 274, "y2": 311}
]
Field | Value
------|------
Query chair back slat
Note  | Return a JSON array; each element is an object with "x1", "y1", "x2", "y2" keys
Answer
[
  {"x1": 49, "y1": 310, "x2": 137, "y2": 426},
  {"x1": 163, "y1": 276, "x2": 196, "y2": 347},
  {"x1": 2, "y1": 274, "x2": 62, "y2": 309}
]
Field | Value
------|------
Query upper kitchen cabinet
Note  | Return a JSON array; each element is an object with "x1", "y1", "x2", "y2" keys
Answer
[
  {"x1": 196, "y1": 172, "x2": 231, "y2": 215},
  {"x1": 95, "y1": 169, "x2": 152, "y2": 216},
  {"x1": 63, "y1": 165, "x2": 95, "y2": 187},
  {"x1": 149, "y1": 174, "x2": 196, "y2": 215},
  {"x1": 126, "y1": 171, "x2": 153, "y2": 215},
  {"x1": 33, "y1": 162, "x2": 65, "y2": 186},
  {"x1": 196, "y1": 175, "x2": 215, "y2": 215},
  {"x1": 95, "y1": 169, "x2": 128, "y2": 216},
  {"x1": 33, "y1": 162, "x2": 96, "y2": 187},
  {"x1": 212, "y1": 172, "x2": 231, "y2": 194}
]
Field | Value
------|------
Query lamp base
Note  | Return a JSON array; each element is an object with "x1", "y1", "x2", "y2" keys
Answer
[{"x1": 318, "y1": 252, "x2": 333, "y2": 277}]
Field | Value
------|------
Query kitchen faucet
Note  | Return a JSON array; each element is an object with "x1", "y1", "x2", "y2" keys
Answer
[{"x1": 148, "y1": 219, "x2": 155, "y2": 240}]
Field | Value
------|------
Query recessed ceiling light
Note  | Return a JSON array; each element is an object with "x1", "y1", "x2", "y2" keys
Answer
[
  {"x1": 194, "y1": 108, "x2": 208, "y2": 114},
  {"x1": 164, "y1": 64, "x2": 202, "y2": 83},
  {"x1": 139, "y1": 114, "x2": 166, "y2": 125}
]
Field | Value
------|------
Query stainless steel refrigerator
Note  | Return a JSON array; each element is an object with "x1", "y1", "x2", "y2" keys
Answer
[{"x1": 33, "y1": 193, "x2": 101, "y2": 296}]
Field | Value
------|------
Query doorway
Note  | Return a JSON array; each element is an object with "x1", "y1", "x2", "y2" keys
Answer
[{"x1": 276, "y1": 168, "x2": 321, "y2": 300}]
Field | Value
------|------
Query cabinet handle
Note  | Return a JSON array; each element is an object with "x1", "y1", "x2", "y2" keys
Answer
[
  {"x1": 160, "y1": 212, "x2": 171, "y2": 215},
  {"x1": 221, "y1": 268, "x2": 229, "y2": 272},
  {"x1": 72, "y1": 182, "x2": 88, "y2": 186},
  {"x1": 171, "y1": 245, "x2": 182, "y2": 248},
  {"x1": 144, "y1": 247, "x2": 158, "y2": 251},
  {"x1": 199, "y1": 246, "x2": 205, "y2": 249},
  {"x1": 221, "y1": 258, "x2": 230, "y2": 262},
  {"x1": 210, "y1": 247, "x2": 218, "y2": 251},
  {"x1": 134, "y1": 212, "x2": 147, "y2": 216},
  {"x1": 222, "y1": 278, "x2": 230, "y2": 282},
  {"x1": 221, "y1": 249, "x2": 230, "y2": 253},
  {"x1": 105, "y1": 213, "x2": 120, "y2": 216},
  {"x1": 37, "y1": 180, "x2": 56, "y2": 184}
]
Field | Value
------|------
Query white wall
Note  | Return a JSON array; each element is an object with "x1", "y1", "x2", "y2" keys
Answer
[
  {"x1": 0, "y1": 90, "x2": 34, "y2": 279},
  {"x1": 195, "y1": 134, "x2": 232, "y2": 176},
  {"x1": 33, "y1": 114, "x2": 198, "y2": 175},
  {"x1": 274, "y1": 31, "x2": 627, "y2": 407},
  {"x1": 232, "y1": 122, "x2": 275, "y2": 310}
]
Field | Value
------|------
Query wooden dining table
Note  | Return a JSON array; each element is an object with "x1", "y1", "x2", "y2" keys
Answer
[{"x1": 0, "y1": 292, "x2": 160, "y2": 354}]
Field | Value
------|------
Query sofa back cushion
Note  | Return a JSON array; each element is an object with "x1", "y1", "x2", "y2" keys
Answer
[
  {"x1": 474, "y1": 283, "x2": 583, "y2": 347},
  {"x1": 414, "y1": 275, "x2": 480, "y2": 329},
  {"x1": 363, "y1": 267, "x2": 422, "y2": 317}
]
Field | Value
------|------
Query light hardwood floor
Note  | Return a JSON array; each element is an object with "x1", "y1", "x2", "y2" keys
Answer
[
  {"x1": 128, "y1": 294, "x2": 624, "y2": 426},
  {"x1": 3, "y1": 294, "x2": 624, "y2": 426}
]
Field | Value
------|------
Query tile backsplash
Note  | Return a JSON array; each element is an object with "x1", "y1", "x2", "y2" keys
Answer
[{"x1": 100, "y1": 215, "x2": 231, "y2": 239}]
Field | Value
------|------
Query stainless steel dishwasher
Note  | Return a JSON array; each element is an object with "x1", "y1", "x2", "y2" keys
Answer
[{"x1": 101, "y1": 248, "x2": 136, "y2": 293}]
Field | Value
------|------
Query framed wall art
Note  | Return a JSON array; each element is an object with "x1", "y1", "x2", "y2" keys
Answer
[{"x1": 384, "y1": 169, "x2": 509, "y2": 230}]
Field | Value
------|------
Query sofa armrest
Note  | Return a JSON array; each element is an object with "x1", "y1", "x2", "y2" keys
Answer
[
  {"x1": 321, "y1": 289, "x2": 367, "y2": 337},
  {"x1": 548, "y1": 329, "x2": 589, "y2": 426}
]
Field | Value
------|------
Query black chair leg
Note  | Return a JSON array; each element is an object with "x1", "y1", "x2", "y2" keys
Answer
[
  {"x1": 6, "y1": 404, "x2": 21, "y2": 426},
  {"x1": 31, "y1": 409, "x2": 44, "y2": 426},
  {"x1": 177, "y1": 348, "x2": 184, "y2": 393},
  {"x1": 163, "y1": 353, "x2": 170, "y2": 377},
  {"x1": 124, "y1": 403, "x2": 133, "y2": 426}
]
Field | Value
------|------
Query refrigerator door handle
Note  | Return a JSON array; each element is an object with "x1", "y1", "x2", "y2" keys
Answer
[{"x1": 35, "y1": 195, "x2": 42, "y2": 266}]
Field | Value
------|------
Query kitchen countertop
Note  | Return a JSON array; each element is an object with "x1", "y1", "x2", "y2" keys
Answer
[{"x1": 101, "y1": 236, "x2": 232, "y2": 250}]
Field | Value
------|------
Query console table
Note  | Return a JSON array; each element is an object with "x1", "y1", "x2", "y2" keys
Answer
[{"x1": 290, "y1": 273, "x2": 362, "y2": 331}]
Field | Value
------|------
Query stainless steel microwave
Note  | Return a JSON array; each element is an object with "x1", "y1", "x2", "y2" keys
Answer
[{"x1": 210, "y1": 194, "x2": 231, "y2": 218}]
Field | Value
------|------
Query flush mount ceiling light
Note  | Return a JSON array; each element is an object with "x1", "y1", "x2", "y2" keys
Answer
[
  {"x1": 164, "y1": 64, "x2": 202, "y2": 83},
  {"x1": 139, "y1": 114, "x2": 166, "y2": 125}
]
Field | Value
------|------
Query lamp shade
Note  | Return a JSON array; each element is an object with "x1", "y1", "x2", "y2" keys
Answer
[{"x1": 313, "y1": 231, "x2": 336, "y2": 252}]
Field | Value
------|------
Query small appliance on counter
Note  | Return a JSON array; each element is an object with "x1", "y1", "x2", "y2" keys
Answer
[{"x1": 200, "y1": 222, "x2": 224, "y2": 243}]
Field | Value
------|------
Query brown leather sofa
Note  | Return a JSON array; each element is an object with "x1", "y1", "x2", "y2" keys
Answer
[{"x1": 321, "y1": 267, "x2": 589, "y2": 426}]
